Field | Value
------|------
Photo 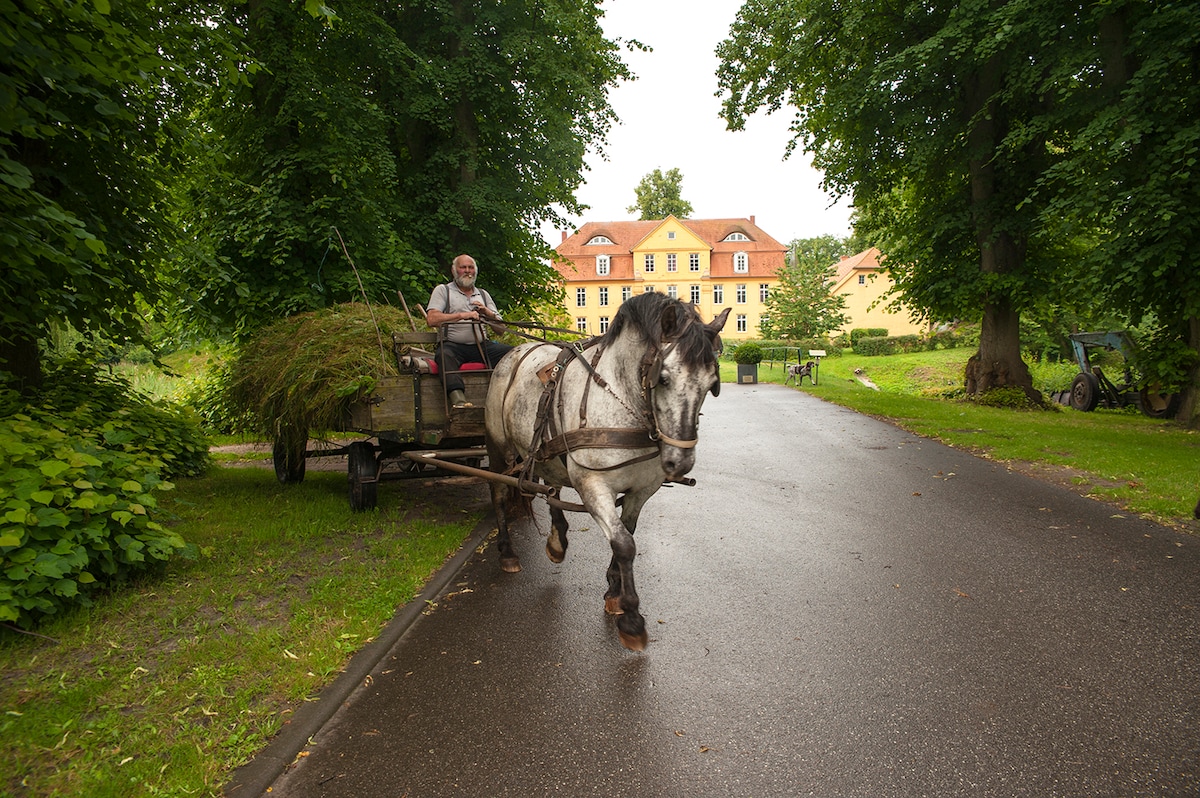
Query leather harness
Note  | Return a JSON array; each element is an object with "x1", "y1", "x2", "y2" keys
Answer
[{"x1": 505, "y1": 333, "x2": 699, "y2": 493}]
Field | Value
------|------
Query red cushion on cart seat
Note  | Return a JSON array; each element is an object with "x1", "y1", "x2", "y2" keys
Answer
[{"x1": 426, "y1": 360, "x2": 486, "y2": 375}]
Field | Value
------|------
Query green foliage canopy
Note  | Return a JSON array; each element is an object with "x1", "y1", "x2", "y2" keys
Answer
[
  {"x1": 760, "y1": 238, "x2": 849, "y2": 339},
  {"x1": 178, "y1": 0, "x2": 635, "y2": 336},
  {"x1": 0, "y1": 0, "x2": 237, "y2": 384},
  {"x1": 718, "y1": 0, "x2": 1199, "y2": 418},
  {"x1": 626, "y1": 167, "x2": 694, "y2": 220}
]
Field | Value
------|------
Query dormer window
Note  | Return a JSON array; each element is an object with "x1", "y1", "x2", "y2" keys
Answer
[
  {"x1": 723, "y1": 232, "x2": 750, "y2": 242},
  {"x1": 734, "y1": 252, "x2": 749, "y2": 273},
  {"x1": 596, "y1": 254, "x2": 610, "y2": 276},
  {"x1": 586, "y1": 235, "x2": 613, "y2": 245}
]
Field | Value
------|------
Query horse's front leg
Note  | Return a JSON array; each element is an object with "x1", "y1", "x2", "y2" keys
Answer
[
  {"x1": 602, "y1": 484, "x2": 658, "y2": 616},
  {"x1": 581, "y1": 483, "x2": 656, "y2": 652}
]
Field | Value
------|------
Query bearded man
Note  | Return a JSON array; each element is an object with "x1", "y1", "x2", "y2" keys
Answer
[{"x1": 425, "y1": 254, "x2": 513, "y2": 407}]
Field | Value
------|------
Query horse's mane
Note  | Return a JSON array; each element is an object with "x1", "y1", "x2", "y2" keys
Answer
[{"x1": 602, "y1": 292, "x2": 715, "y2": 368}]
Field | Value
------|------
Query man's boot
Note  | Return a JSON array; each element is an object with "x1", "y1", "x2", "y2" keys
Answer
[{"x1": 449, "y1": 389, "x2": 468, "y2": 407}]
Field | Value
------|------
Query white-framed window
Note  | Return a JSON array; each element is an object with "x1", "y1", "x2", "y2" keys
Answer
[
  {"x1": 621, "y1": 285, "x2": 632, "y2": 301},
  {"x1": 736, "y1": 314, "x2": 747, "y2": 333},
  {"x1": 858, "y1": 274, "x2": 866, "y2": 285},
  {"x1": 586, "y1": 235, "x2": 613, "y2": 245},
  {"x1": 667, "y1": 285, "x2": 677, "y2": 299},
  {"x1": 599, "y1": 316, "x2": 610, "y2": 333},
  {"x1": 596, "y1": 254, "x2": 610, "y2": 276},
  {"x1": 667, "y1": 253, "x2": 677, "y2": 272},
  {"x1": 644, "y1": 285, "x2": 655, "y2": 292},
  {"x1": 598, "y1": 286, "x2": 609, "y2": 306},
  {"x1": 643, "y1": 253, "x2": 655, "y2": 272},
  {"x1": 690, "y1": 284, "x2": 701, "y2": 304},
  {"x1": 724, "y1": 232, "x2": 750, "y2": 242},
  {"x1": 576, "y1": 317, "x2": 588, "y2": 333},
  {"x1": 689, "y1": 253, "x2": 700, "y2": 271},
  {"x1": 667, "y1": 231, "x2": 676, "y2": 240},
  {"x1": 736, "y1": 284, "x2": 747, "y2": 303},
  {"x1": 760, "y1": 283, "x2": 770, "y2": 302},
  {"x1": 713, "y1": 284, "x2": 724, "y2": 304},
  {"x1": 760, "y1": 314, "x2": 769, "y2": 330},
  {"x1": 734, "y1": 252, "x2": 749, "y2": 273},
  {"x1": 576, "y1": 287, "x2": 587, "y2": 307}
]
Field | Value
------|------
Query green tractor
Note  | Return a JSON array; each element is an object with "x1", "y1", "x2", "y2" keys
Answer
[{"x1": 1060, "y1": 331, "x2": 1179, "y2": 418}]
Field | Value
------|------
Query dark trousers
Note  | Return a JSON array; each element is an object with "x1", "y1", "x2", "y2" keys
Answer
[{"x1": 435, "y1": 340, "x2": 513, "y2": 393}]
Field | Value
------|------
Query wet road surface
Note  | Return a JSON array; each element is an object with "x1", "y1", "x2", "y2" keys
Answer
[{"x1": 257, "y1": 384, "x2": 1200, "y2": 797}]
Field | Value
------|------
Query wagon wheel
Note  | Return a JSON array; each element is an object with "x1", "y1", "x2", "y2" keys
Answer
[
  {"x1": 347, "y1": 441, "x2": 378, "y2": 512},
  {"x1": 272, "y1": 428, "x2": 308, "y2": 484},
  {"x1": 1137, "y1": 388, "x2": 1180, "y2": 419},
  {"x1": 1069, "y1": 372, "x2": 1100, "y2": 412}
]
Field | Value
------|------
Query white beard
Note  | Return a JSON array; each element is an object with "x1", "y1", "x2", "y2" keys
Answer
[{"x1": 454, "y1": 273, "x2": 476, "y2": 291}]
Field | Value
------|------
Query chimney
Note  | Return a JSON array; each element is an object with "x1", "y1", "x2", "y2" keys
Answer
[
  {"x1": 561, "y1": 230, "x2": 567, "y2": 243},
  {"x1": 749, "y1": 215, "x2": 756, "y2": 226}
]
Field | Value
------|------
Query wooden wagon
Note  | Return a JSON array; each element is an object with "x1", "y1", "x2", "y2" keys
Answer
[{"x1": 271, "y1": 330, "x2": 497, "y2": 511}]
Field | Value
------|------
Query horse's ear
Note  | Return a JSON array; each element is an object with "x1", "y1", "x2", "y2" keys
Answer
[
  {"x1": 660, "y1": 302, "x2": 684, "y2": 338},
  {"x1": 706, "y1": 307, "x2": 731, "y2": 336}
]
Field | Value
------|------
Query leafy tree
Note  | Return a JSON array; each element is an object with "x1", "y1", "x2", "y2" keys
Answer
[
  {"x1": 786, "y1": 235, "x2": 855, "y2": 272},
  {"x1": 718, "y1": 0, "x2": 1101, "y2": 402},
  {"x1": 0, "y1": 0, "x2": 236, "y2": 387},
  {"x1": 1039, "y1": 4, "x2": 1200, "y2": 426},
  {"x1": 719, "y1": 1, "x2": 1199, "y2": 421},
  {"x1": 178, "y1": 0, "x2": 634, "y2": 337},
  {"x1": 760, "y1": 238, "x2": 849, "y2": 339},
  {"x1": 627, "y1": 167, "x2": 694, "y2": 220}
]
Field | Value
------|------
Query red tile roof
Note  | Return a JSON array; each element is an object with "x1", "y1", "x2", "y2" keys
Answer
[{"x1": 554, "y1": 217, "x2": 786, "y2": 282}]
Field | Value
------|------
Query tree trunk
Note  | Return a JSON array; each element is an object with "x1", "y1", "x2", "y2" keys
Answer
[
  {"x1": 0, "y1": 328, "x2": 43, "y2": 392},
  {"x1": 1178, "y1": 315, "x2": 1200, "y2": 429},
  {"x1": 963, "y1": 55, "x2": 1040, "y2": 403}
]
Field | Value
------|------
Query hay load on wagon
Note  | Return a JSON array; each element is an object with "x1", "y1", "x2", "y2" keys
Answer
[
  {"x1": 227, "y1": 302, "x2": 431, "y2": 483},
  {"x1": 227, "y1": 300, "x2": 511, "y2": 509}
]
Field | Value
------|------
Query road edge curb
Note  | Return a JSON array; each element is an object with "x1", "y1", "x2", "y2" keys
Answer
[{"x1": 223, "y1": 514, "x2": 495, "y2": 797}]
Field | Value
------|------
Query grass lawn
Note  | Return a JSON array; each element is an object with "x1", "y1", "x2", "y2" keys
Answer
[
  {"x1": 1, "y1": 466, "x2": 487, "y2": 797},
  {"x1": 722, "y1": 348, "x2": 1200, "y2": 528}
]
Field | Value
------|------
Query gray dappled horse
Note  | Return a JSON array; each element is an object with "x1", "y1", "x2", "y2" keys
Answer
[{"x1": 484, "y1": 293, "x2": 730, "y2": 650}]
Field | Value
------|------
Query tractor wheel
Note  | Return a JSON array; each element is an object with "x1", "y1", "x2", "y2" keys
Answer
[
  {"x1": 272, "y1": 429, "x2": 308, "y2": 484},
  {"x1": 1137, "y1": 388, "x2": 1180, "y2": 419},
  {"x1": 347, "y1": 441, "x2": 378, "y2": 512},
  {"x1": 1069, "y1": 372, "x2": 1100, "y2": 412}
]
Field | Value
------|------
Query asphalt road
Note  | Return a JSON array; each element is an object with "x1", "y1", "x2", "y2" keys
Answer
[{"x1": 250, "y1": 384, "x2": 1200, "y2": 797}]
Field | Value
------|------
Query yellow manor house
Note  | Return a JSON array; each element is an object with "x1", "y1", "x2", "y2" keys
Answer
[{"x1": 553, "y1": 215, "x2": 785, "y2": 341}]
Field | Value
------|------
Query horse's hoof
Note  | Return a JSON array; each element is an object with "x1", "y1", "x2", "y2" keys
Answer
[
  {"x1": 618, "y1": 628, "x2": 648, "y2": 652},
  {"x1": 545, "y1": 542, "x2": 565, "y2": 564},
  {"x1": 500, "y1": 556, "x2": 522, "y2": 573},
  {"x1": 604, "y1": 595, "x2": 623, "y2": 615}
]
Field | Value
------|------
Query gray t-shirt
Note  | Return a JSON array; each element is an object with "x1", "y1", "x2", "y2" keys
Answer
[{"x1": 428, "y1": 283, "x2": 500, "y2": 344}]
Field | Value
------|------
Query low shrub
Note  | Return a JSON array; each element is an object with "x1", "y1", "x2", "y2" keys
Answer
[
  {"x1": 732, "y1": 341, "x2": 764, "y2": 365},
  {"x1": 0, "y1": 363, "x2": 209, "y2": 626},
  {"x1": 850, "y1": 328, "x2": 889, "y2": 347},
  {"x1": 855, "y1": 335, "x2": 899, "y2": 356},
  {"x1": 971, "y1": 386, "x2": 1044, "y2": 410}
]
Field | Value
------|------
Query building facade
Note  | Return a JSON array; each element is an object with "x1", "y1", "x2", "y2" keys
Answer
[
  {"x1": 553, "y1": 215, "x2": 786, "y2": 341},
  {"x1": 832, "y1": 247, "x2": 929, "y2": 337}
]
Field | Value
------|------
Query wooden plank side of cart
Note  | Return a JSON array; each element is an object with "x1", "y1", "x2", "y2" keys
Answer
[{"x1": 347, "y1": 371, "x2": 490, "y2": 444}]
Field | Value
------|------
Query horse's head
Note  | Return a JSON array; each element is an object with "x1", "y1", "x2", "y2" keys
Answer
[{"x1": 645, "y1": 302, "x2": 730, "y2": 481}]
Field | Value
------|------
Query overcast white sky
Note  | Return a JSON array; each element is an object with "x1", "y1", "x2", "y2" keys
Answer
[{"x1": 541, "y1": 0, "x2": 853, "y2": 248}]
